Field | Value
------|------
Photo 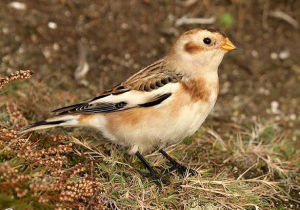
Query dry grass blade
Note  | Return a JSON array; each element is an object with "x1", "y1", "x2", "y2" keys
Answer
[{"x1": 205, "y1": 128, "x2": 227, "y2": 151}]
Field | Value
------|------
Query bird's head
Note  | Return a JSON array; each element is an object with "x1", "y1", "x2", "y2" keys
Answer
[{"x1": 168, "y1": 28, "x2": 236, "y2": 75}]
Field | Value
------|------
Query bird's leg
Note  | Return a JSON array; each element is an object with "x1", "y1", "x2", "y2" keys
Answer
[
  {"x1": 159, "y1": 149, "x2": 197, "y2": 176},
  {"x1": 135, "y1": 152, "x2": 170, "y2": 186}
]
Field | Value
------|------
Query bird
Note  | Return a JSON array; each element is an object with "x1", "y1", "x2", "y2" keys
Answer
[{"x1": 20, "y1": 28, "x2": 235, "y2": 185}]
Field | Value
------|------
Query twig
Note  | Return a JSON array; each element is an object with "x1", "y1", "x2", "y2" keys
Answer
[
  {"x1": 262, "y1": 0, "x2": 270, "y2": 29},
  {"x1": 175, "y1": 16, "x2": 216, "y2": 27},
  {"x1": 74, "y1": 41, "x2": 90, "y2": 86},
  {"x1": 177, "y1": 0, "x2": 197, "y2": 7},
  {"x1": 269, "y1": 10, "x2": 298, "y2": 29}
]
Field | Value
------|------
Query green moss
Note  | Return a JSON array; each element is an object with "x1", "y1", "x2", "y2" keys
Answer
[{"x1": 219, "y1": 12, "x2": 234, "y2": 28}]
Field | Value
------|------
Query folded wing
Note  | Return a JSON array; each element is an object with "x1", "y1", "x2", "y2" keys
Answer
[{"x1": 52, "y1": 58, "x2": 181, "y2": 115}]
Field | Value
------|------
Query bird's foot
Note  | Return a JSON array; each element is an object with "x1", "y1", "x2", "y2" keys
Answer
[
  {"x1": 135, "y1": 151, "x2": 170, "y2": 187},
  {"x1": 150, "y1": 171, "x2": 170, "y2": 186},
  {"x1": 138, "y1": 169, "x2": 170, "y2": 186},
  {"x1": 158, "y1": 149, "x2": 198, "y2": 177},
  {"x1": 174, "y1": 164, "x2": 198, "y2": 177}
]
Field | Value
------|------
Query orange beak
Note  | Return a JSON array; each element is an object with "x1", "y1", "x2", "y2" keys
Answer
[{"x1": 221, "y1": 38, "x2": 236, "y2": 51}]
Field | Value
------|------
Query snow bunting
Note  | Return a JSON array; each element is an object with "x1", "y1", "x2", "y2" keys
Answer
[{"x1": 21, "y1": 28, "x2": 235, "y2": 185}]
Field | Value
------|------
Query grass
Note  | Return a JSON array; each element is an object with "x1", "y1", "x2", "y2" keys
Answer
[{"x1": 0, "y1": 73, "x2": 299, "y2": 209}]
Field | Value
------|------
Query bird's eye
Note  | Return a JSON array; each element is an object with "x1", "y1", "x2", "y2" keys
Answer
[{"x1": 203, "y1": 38, "x2": 211, "y2": 45}]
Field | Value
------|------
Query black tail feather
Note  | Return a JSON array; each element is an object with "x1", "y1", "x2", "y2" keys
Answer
[{"x1": 19, "y1": 120, "x2": 66, "y2": 134}]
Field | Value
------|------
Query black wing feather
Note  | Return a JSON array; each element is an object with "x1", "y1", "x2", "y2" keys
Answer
[
  {"x1": 72, "y1": 102, "x2": 128, "y2": 113},
  {"x1": 138, "y1": 93, "x2": 171, "y2": 107},
  {"x1": 53, "y1": 93, "x2": 171, "y2": 115},
  {"x1": 54, "y1": 101, "x2": 128, "y2": 115},
  {"x1": 52, "y1": 102, "x2": 88, "y2": 113}
]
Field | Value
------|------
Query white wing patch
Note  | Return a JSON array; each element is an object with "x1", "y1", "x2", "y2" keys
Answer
[{"x1": 90, "y1": 83, "x2": 180, "y2": 107}]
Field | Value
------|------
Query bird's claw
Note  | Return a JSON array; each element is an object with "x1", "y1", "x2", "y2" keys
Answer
[
  {"x1": 137, "y1": 169, "x2": 170, "y2": 186},
  {"x1": 176, "y1": 164, "x2": 198, "y2": 177}
]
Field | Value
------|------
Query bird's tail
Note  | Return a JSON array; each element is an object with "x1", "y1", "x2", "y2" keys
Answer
[{"x1": 19, "y1": 115, "x2": 80, "y2": 134}]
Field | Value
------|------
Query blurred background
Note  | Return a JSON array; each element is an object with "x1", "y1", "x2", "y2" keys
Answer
[{"x1": 0, "y1": 0, "x2": 299, "y2": 135}]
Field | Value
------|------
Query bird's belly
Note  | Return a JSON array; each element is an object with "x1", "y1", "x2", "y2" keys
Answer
[
  {"x1": 163, "y1": 101, "x2": 214, "y2": 144},
  {"x1": 99, "y1": 95, "x2": 217, "y2": 154}
]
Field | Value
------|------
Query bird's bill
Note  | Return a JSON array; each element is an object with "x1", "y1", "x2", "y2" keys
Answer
[{"x1": 221, "y1": 38, "x2": 236, "y2": 51}]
